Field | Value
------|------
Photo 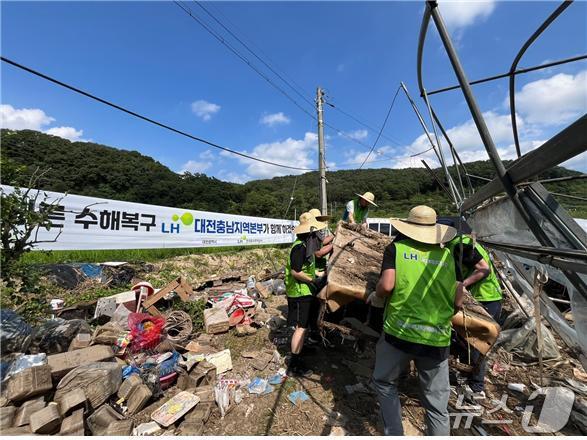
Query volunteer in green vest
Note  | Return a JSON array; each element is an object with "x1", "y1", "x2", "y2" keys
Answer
[
  {"x1": 342, "y1": 191, "x2": 377, "y2": 225},
  {"x1": 285, "y1": 212, "x2": 328, "y2": 377},
  {"x1": 308, "y1": 208, "x2": 334, "y2": 274},
  {"x1": 367, "y1": 205, "x2": 465, "y2": 436},
  {"x1": 443, "y1": 219, "x2": 503, "y2": 400}
]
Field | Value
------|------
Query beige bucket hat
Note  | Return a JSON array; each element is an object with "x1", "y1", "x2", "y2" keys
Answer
[
  {"x1": 390, "y1": 205, "x2": 457, "y2": 244},
  {"x1": 356, "y1": 191, "x2": 378, "y2": 207},
  {"x1": 294, "y1": 212, "x2": 328, "y2": 235},
  {"x1": 308, "y1": 208, "x2": 331, "y2": 222}
]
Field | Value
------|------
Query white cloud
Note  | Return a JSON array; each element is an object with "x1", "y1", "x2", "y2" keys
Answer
[
  {"x1": 1, "y1": 104, "x2": 88, "y2": 141},
  {"x1": 0, "y1": 104, "x2": 54, "y2": 130},
  {"x1": 561, "y1": 151, "x2": 587, "y2": 172},
  {"x1": 340, "y1": 129, "x2": 368, "y2": 141},
  {"x1": 45, "y1": 126, "x2": 85, "y2": 142},
  {"x1": 226, "y1": 132, "x2": 317, "y2": 180},
  {"x1": 514, "y1": 70, "x2": 587, "y2": 126},
  {"x1": 191, "y1": 99, "x2": 221, "y2": 121},
  {"x1": 199, "y1": 149, "x2": 214, "y2": 160},
  {"x1": 437, "y1": 0, "x2": 496, "y2": 30},
  {"x1": 179, "y1": 149, "x2": 216, "y2": 174},
  {"x1": 443, "y1": 111, "x2": 523, "y2": 151},
  {"x1": 259, "y1": 112, "x2": 290, "y2": 127},
  {"x1": 180, "y1": 159, "x2": 212, "y2": 174},
  {"x1": 218, "y1": 170, "x2": 249, "y2": 184}
]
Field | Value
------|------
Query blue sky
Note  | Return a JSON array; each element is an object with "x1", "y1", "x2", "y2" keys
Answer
[{"x1": 2, "y1": 1, "x2": 586, "y2": 183}]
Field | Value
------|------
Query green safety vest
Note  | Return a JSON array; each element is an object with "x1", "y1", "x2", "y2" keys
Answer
[
  {"x1": 383, "y1": 239, "x2": 457, "y2": 347},
  {"x1": 285, "y1": 239, "x2": 316, "y2": 298},
  {"x1": 352, "y1": 198, "x2": 369, "y2": 223},
  {"x1": 449, "y1": 235, "x2": 503, "y2": 302}
]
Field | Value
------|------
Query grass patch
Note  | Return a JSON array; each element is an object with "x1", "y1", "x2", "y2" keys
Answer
[{"x1": 20, "y1": 244, "x2": 289, "y2": 265}]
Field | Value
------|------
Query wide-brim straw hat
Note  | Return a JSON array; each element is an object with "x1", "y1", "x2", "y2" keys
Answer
[
  {"x1": 308, "y1": 208, "x2": 331, "y2": 222},
  {"x1": 294, "y1": 212, "x2": 328, "y2": 235},
  {"x1": 390, "y1": 205, "x2": 457, "y2": 244},
  {"x1": 356, "y1": 192, "x2": 378, "y2": 207}
]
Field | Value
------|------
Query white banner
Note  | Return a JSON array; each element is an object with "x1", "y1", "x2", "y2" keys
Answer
[{"x1": 1, "y1": 185, "x2": 298, "y2": 250}]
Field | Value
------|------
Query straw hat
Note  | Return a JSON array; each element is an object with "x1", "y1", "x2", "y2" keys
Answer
[
  {"x1": 355, "y1": 191, "x2": 378, "y2": 207},
  {"x1": 390, "y1": 205, "x2": 456, "y2": 244},
  {"x1": 308, "y1": 208, "x2": 331, "y2": 222},
  {"x1": 294, "y1": 212, "x2": 328, "y2": 235}
]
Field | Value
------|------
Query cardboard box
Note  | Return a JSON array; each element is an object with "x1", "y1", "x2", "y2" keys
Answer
[
  {"x1": 0, "y1": 406, "x2": 16, "y2": 428},
  {"x1": 15, "y1": 398, "x2": 46, "y2": 427},
  {"x1": 126, "y1": 384, "x2": 152, "y2": 415},
  {"x1": 55, "y1": 362, "x2": 121, "y2": 410},
  {"x1": 87, "y1": 404, "x2": 123, "y2": 435},
  {"x1": 30, "y1": 402, "x2": 61, "y2": 434},
  {"x1": 204, "y1": 307, "x2": 229, "y2": 334},
  {"x1": 6, "y1": 365, "x2": 53, "y2": 402},
  {"x1": 47, "y1": 345, "x2": 114, "y2": 378},
  {"x1": 55, "y1": 388, "x2": 86, "y2": 416},
  {"x1": 59, "y1": 408, "x2": 85, "y2": 436},
  {"x1": 117, "y1": 374, "x2": 142, "y2": 400},
  {"x1": 0, "y1": 426, "x2": 32, "y2": 436},
  {"x1": 68, "y1": 333, "x2": 92, "y2": 351},
  {"x1": 104, "y1": 419, "x2": 134, "y2": 436}
]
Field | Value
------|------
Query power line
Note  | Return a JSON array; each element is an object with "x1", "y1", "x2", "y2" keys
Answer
[
  {"x1": 173, "y1": 1, "x2": 316, "y2": 120},
  {"x1": 177, "y1": 1, "x2": 403, "y2": 162},
  {"x1": 330, "y1": 146, "x2": 435, "y2": 169},
  {"x1": 359, "y1": 85, "x2": 402, "y2": 169},
  {"x1": 193, "y1": 0, "x2": 315, "y2": 109},
  {"x1": 0, "y1": 56, "x2": 315, "y2": 172},
  {"x1": 325, "y1": 99, "x2": 407, "y2": 147}
]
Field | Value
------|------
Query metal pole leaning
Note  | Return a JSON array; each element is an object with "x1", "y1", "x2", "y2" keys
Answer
[
  {"x1": 422, "y1": 88, "x2": 463, "y2": 205},
  {"x1": 509, "y1": 1, "x2": 573, "y2": 158},
  {"x1": 425, "y1": 0, "x2": 587, "y2": 298}
]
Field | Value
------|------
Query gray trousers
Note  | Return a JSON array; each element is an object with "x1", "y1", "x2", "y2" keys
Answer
[{"x1": 372, "y1": 336, "x2": 450, "y2": 436}]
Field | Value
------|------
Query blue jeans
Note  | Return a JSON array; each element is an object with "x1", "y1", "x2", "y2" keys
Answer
[
  {"x1": 469, "y1": 300, "x2": 502, "y2": 392},
  {"x1": 372, "y1": 337, "x2": 450, "y2": 436}
]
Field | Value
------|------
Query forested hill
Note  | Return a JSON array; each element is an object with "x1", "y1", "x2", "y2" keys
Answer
[{"x1": 2, "y1": 129, "x2": 585, "y2": 219}]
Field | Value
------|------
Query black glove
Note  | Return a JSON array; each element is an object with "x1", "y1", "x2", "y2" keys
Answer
[{"x1": 310, "y1": 275, "x2": 327, "y2": 294}]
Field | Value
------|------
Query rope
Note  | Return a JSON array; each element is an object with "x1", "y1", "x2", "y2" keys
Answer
[{"x1": 165, "y1": 310, "x2": 193, "y2": 342}]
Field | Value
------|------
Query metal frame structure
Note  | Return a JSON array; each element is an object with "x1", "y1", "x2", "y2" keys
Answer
[{"x1": 416, "y1": 1, "x2": 587, "y2": 298}]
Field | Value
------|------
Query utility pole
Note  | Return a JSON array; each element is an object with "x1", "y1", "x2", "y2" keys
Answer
[{"x1": 316, "y1": 87, "x2": 328, "y2": 215}]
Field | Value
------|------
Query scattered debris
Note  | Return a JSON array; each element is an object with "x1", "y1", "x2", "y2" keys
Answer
[
  {"x1": 132, "y1": 421, "x2": 162, "y2": 436},
  {"x1": 151, "y1": 391, "x2": 200, "y2": 427},
  {"x1": 47, "y1": 345, "x2": 115, "y2": 378},
  {"x1": 288, "y1": 390, "x2": 310, "y2": 406},
  {"x1": 6, "y1": 364, "x2": 53, "y2": 402},
  {"x1": 205, "y1": 349, "x2": 232, "y2": 375},
  {"x1": 30, "y1": 402, "x2": 61, "y2": 434}
]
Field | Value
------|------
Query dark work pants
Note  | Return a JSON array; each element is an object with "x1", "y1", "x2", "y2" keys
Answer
[{"x1": 470, "y1": 299, "x2": 502, "y2": 392}]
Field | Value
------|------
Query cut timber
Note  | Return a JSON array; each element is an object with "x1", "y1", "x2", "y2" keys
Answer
[
  {"x1": 142, "y1": 277, "x2": 193, "y2": 315},
  {"x1": 451, "y1": 290, "x2": 500, "y2": 356},
  {"x1": 324, "y1": 222, "x2": 393, "y2": 312}
]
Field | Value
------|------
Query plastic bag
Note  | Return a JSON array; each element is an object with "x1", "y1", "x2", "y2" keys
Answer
[
  {"x1": 273, "y1": 279, "x2": 286, "y2": 296},
  {"x1": 0, "y1": 310, "x2": 32, "y2": 355},
  {"x1": 3, "y1": 353, "x2": 47, "y2": 380},
  {"x1": 29, "y1": 318, "x2": 91, "y2": 355},
  {"x1": 128, "y1": 313, "x2": 165, "y2": 352},
  {"x1": 215, "y1": 382, "x2": 230, "y2": 418}
]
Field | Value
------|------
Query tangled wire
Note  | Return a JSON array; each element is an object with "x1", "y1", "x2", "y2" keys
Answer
[{"x1": 165, "y1": 310, "x2": 193, "y2": 343}]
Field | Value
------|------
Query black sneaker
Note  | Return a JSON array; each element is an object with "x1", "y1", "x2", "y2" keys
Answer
[{"x1": 291, "y1": 361, "x2": 313, "y2": 378}]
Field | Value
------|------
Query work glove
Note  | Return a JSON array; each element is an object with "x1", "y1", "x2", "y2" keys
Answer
[
  {"x1": 310, "y1": 275, "x2": 327, "y2": 294},
  {"x1": 366, "y1": 291, "x2": 386, "y2": 308}
]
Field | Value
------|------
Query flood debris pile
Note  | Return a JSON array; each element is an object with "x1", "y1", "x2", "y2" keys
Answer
[{"x1": 0, "y1": 267, "x2": 288, "y2": 436}]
